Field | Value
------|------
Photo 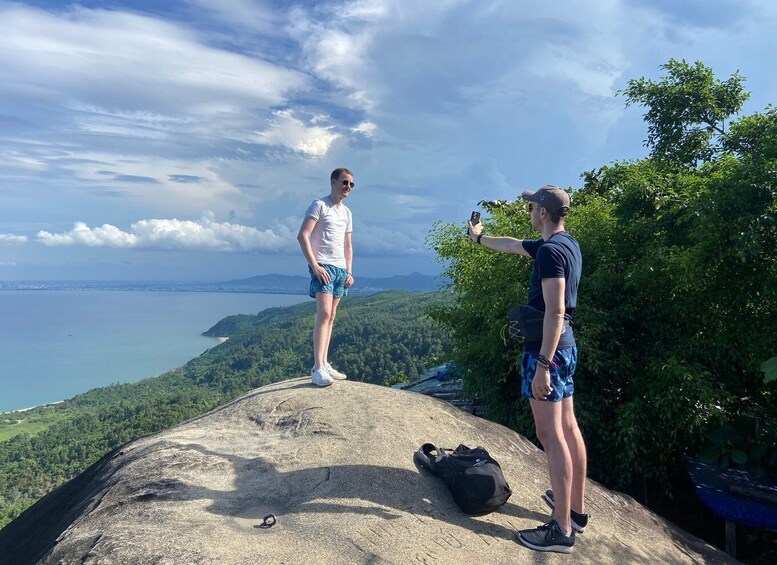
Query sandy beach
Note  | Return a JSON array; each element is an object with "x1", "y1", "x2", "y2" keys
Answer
[{"x1": 4, "y1": 400, "x2": 64, "y2": 415}]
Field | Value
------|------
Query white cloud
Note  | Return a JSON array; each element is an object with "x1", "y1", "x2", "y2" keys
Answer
[
  {"x1": 71, "y1": 106, "x2": 191, "y2": 140},
  {"x1": 37, "y1": 222, "x2": 137, "y2": 248},
  {"x1": 32, "y1": 213, "x2": 428, "y2": 257},
  {"x1": 0, "y1": 5, "x2": 308, "y2": 116},
  {"x1": 2, "y1": 0, "x2": 776, "y2": 281},
  {"x1": 0, "y1": 234, "x2": 28, "y2": 245},
  {"x1": 528, "y1": 44, "x2": 625, "y2": 99},
  {"x1": 393, "y1": 194, "x2": 439, "y2": 212},
  {"x1": 185, "y1": 0, "x2": 280, "y2": 34},
  {"x1": 288, "y1": 6, "x2": 381, "y2": 110},
  {"x1": 36, "y1": 213, "x2": 295, "y2": 252},
  {"x1": 252, "y1": 110, "x2": 341, "y2": 156},
  {"x1": 341, "y1": 0, "x2": 393, "y2": 21},
  {"x1": 352, "y1": 122, "x2": 377, "y2": 136},
  {"x1": 356, "y1": 223, "x2": 429, "y2": 256},
  {"x1": 32, "y1": 149, "x2": 251, "y2": 218}
]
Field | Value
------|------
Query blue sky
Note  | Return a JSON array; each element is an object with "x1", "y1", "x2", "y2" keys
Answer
[{"x1": 1, "y1": 0, "x2": 775, "y2": 281}]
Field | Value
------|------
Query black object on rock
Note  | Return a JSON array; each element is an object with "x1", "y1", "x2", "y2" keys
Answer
[{"x1": 414, "y1": 443, "x2": 512, "y2": 515}]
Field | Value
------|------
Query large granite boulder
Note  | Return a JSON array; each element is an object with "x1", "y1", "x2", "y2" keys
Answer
[{"x1": 0, "y1": 378, "x2": 733, "y2": 564}]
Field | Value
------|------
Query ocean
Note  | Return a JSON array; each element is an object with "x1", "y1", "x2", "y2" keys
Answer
[{"x1": 0, "y1": 290, "x2": 308, "y2": 412}]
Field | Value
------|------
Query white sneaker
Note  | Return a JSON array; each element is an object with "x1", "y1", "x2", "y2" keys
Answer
[
  {"x1": 326, "y1": 363, "x2": 347, "y2": 380},
  {"x1": 311, "y1": 367, "x2": 334, "y2": 387}
]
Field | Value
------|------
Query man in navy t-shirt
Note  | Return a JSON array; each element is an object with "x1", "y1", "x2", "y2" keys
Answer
[{"x1": 468, "y1": 185, "x2": 588, "y2": 554}]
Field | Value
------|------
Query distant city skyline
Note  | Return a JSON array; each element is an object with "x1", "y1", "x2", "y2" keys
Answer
[{"x1": 1, "y1": 0, "x2": 776, "y2": 280}]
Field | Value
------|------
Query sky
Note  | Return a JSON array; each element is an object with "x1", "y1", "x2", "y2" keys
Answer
[{"x1": 1, "y1": 0, "x2": 775, "y2": 281}]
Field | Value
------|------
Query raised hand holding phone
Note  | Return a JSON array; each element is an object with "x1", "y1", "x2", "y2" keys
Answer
[{"x1": 468, "y1": 211, "x2": 482, "y2": 241}]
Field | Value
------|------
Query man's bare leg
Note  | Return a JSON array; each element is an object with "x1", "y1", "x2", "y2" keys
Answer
[
  {"x1": 321, "y1": 297, "x2": 340, "y2": 367},
  {"x1": 313, "y1": 293, "x2": 334, "y2": 371},
  {"x1": 530, "y1": 398, "x2": 573, "y2": 535},
  {"x1": 561, "y1": 396, "x2": 587, "y2": 514}
]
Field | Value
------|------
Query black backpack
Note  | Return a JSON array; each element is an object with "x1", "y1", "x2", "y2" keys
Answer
[{"x1": 414, "y1": 443, "x2": 512, "y2": 515}]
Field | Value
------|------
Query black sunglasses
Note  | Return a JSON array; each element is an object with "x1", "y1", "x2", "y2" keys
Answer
[
  {"x1": 337, "y1": 179, "x2": 354, "y2": 188},
  {"x1": 528, "y1": 203, "x2": 533, "y2": 212}
]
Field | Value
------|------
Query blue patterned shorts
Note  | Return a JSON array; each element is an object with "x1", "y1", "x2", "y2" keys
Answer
[
  {"x1": 309, "y1": 264, "x2": 349, "y2": 299},
  {"x1": 521, "y1": 347, "x2": 578, "y2": 402}
]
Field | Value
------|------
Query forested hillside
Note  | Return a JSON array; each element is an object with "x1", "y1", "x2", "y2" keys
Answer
[{"x1": 0, "y1": 291, "x2": 450, "y2": 529}]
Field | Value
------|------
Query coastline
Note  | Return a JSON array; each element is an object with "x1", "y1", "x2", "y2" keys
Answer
[
  {"x1": 3, "y1": 400, "x2": 64, "y2": 415},
  {"x1": 2, "y1": 338, "x2": 230, "y2": 414},
  {"x1": 0, "y1": 290, "x2": 308, "y2": 415}
]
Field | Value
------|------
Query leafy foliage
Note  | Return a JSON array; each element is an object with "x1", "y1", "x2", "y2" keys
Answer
[
  {"x1": 763, "y1": 356, "x2": 777, "y2": 384},
  {"x1": 428, "y1": 60, "x2": 777, "y2": 496},
  {"x1": 621, "y1": 59, "x2": 749, "y2": 165}
]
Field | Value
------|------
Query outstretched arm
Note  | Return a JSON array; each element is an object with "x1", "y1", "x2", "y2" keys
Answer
[{"x1": 467, "y1": 220, "x2": 530, "y2": 256}]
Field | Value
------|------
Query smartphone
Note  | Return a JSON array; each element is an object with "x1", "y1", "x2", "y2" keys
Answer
[{"x1": 470, "y1": 211, "x2": 481, "y2": 225}]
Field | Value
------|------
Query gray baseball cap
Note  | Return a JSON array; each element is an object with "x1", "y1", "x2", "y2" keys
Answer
[{"x1": 521, "y1": 185, "x2": 570, "y2": 214}]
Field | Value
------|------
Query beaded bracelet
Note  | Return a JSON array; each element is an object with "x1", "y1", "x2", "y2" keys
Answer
[{"x1": 538, "y1": 354, "x2": 557, "y2": 369}]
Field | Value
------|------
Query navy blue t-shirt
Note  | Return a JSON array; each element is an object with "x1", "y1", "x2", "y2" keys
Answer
[{"x1": 521, "y1": 231, "x2": 582, "y2": 349}]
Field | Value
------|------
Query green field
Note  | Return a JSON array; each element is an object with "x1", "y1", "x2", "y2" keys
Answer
[{"x1": 0, "y1": 407, "x2": 72, "y2": 442}]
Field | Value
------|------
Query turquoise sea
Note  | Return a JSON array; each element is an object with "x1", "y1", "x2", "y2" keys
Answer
[{"x1": 0, "y1": 290, "x2": 308, "y2": 412}]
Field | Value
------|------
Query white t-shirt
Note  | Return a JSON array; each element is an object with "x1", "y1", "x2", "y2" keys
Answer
[{"x1": 304, "y1": 196, "x2": 353, "y2": 269}]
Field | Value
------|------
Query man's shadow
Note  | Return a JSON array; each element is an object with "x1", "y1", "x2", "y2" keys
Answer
[{"x1": 131, "y1": 442, "x2": 550, "y2": 544}]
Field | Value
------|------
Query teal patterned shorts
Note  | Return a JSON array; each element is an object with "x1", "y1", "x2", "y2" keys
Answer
[
  {"x1": 309, "y1": 264, "x2": 349, "y2": 299},
  {"x1": 521, "y1": 347, "x2": 578, "y2": 402}
]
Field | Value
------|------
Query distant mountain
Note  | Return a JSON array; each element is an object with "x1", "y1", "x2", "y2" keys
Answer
[
  {"x1": 0, "y1": 273, "x2": 449, "y2": 295},
  {"x1": 214, "y1": 272, "x2": 447, "y2": 295}
]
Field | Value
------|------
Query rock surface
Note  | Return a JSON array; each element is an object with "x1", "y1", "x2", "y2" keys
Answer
[{"x1": 0, "y1": 378, "x2": 733, "y2": 564}]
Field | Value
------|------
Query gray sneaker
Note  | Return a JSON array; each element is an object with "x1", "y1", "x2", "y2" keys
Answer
[
  {"x1": 325, "y1": 363, "x2": 347, "y2": 380},
  {"x1": 311, "y1": 367, "x2": 334, "y2": 387},
  {"x1": 543, "y1": 489, "x2": 589, "y2": 532},
  {"x1": 517, "y1": 520, "x2": 574, "y2": 553}
]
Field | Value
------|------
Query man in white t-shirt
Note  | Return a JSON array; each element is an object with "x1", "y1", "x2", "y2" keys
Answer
[{"x1": 297, "y1": 168, "x2": 355, "y2": 387}]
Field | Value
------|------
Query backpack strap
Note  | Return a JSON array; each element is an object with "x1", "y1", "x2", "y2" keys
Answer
[
  {"x1": 415, "y1": 443, "x2": 454, "y2": 475},
  {"x1": 453, "y1": 444, "x2": 472, "y2": 454},
  {"x1": 414, "y1": 443, "x2": 437, "y2": 473}
]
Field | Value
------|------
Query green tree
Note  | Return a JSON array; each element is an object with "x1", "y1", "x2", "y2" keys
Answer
[
  {"x1": 621, "y1": 58, "x2": 749, "y2": 165},
  {"x1": 428, "y1": 60, "x2": 777, "y2": 498}
]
